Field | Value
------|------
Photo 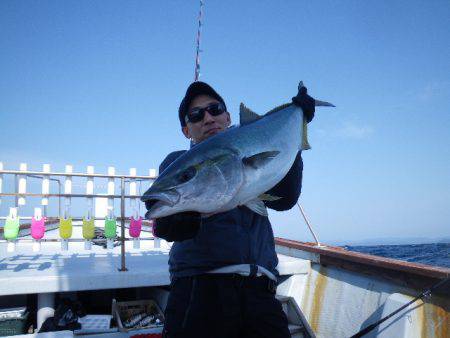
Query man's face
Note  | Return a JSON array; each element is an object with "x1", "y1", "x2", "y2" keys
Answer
[{"x1": 182, "y1": 94, "x2": 231, "y2": 143}]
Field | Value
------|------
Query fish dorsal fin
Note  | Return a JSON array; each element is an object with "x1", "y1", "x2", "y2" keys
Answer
[
  {"x1": 266, "y1": 102, "x2": 292, "y2": 115},
  {"x1": 239, "y1": 103, "x2": 262, "y2": 125},
  {"x1": 242, "y1": 151, "x2": 280, "y2": 169}
]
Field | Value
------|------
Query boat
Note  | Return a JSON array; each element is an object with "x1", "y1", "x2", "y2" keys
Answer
[{"x1": 0, "y1": 163, "x2": 449, "y2": 337}]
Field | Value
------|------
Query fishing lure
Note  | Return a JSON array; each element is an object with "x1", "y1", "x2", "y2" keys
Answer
[
  {"x1": 59, "y1": 217, "x2": 73, "y2": 239},
  {"x1": 31, "y1": 216, "x2": 46, "y2": 240},
  {"x1": 129, "y1": 216, "x2": 142, "y2": 238},
  {"x1": 82, "y1": 218, "x2": 95, "y2": 240},
  {"x1": 4, "y1": 216, "x2": 20, "y2": 240},
  {"x1": 104, "y1": 217, "x2": 117, "y2": 239}
]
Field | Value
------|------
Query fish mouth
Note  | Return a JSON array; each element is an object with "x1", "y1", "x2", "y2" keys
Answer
[{"x1": 142, "y1": 189, "x2": 180, "y2": 218}]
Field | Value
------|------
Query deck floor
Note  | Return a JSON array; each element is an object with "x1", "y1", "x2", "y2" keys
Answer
[{"x1": 0, "y1": 227, "x2": 310, "y2": 296}]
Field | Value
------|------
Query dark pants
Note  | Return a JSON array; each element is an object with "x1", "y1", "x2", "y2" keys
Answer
[{"x1": 162, "y1": 274, "x2": 290, "y2": 338}]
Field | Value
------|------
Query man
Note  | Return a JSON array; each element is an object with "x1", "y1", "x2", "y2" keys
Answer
[{"x1": 145, "y1": 81, "x2": 315, "y2": 338}]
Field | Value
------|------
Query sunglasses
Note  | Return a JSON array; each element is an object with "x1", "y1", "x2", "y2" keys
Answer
[{"x1": 185, "y1": 102, "x2": 226, "y2": 124}]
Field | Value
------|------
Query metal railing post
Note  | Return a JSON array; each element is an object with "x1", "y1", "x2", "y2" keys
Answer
[
  {"x1": 119, "y1": 176, "x2": 128, "y2": 271},
  {"x1": 14, "y1": 174, "x2": 18, "y2": 207},
  {"x1": 57, "y1": 180, "x2": 61, "y2": 218}
]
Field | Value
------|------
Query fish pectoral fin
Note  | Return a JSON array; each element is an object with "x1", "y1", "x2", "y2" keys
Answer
[
  {"x1": 239, "y1": 103, "x2": 262, "y2": 125},
  {"x1": 244, "y1": 199, "x2": 268, "y2": 217},
  {"x1": 242, "y1": 151, "x2": 280, "y2": 169},
  {"x1": 258, "y1": 193, "x2": 282, "y2": 201}
]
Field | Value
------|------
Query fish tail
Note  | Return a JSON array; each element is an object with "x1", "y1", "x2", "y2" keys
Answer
[{"x1": 301, "y1": 120, "x2": 311, "y2": 150}]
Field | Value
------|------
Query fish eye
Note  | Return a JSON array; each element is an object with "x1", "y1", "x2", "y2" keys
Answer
[{"x1": 178, "y1": 166, "x2": 196, "y2": 183}]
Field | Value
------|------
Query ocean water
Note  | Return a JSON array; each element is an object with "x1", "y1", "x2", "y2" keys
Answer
[{"x1": 345, "y1": 243, "x2": 450, "y2": 269}]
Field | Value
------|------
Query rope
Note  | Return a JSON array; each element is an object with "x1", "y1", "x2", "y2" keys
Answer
[{"x1": 194, "y1": 0, "x2": 204, "y2": 81}]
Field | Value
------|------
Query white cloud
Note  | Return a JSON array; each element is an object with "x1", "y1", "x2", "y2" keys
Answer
[
  {"x1": 313, "y1": 122, "x2": 374, "y2": 140},
  {"x1": 418, "y1": 81, "x2": 450, "y2": 102},
  {"x1": 336, "y1": 122, "x2": 374, "y2": 139}
]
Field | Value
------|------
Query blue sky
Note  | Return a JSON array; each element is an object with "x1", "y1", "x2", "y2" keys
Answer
[{"x1": 1, "y1": 1, "x2": 449, "y2": 244}]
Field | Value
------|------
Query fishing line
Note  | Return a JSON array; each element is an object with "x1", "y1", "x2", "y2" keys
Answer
[{"x1": 350, "y1": 276, "x2": 450, "y2": 338}]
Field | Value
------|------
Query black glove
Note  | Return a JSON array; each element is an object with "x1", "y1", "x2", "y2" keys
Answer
[
  {"x1": 292, "y1": 85, "x2": 315, "y2": 123},
  {"x1": 148, "y1": 211, "x2": 201, "y2": 242}
]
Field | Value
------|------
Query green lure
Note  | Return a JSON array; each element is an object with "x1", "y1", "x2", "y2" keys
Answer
[
  {"x1": 4, "y1": 217, "x2": 20, "y2": 240},
  {"x1": 104, "y1": 217, "x2": 117, "y2": 239}
]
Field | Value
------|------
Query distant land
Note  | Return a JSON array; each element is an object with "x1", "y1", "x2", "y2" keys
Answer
[{"x1": 330, "y1": 236, "x2": 450, "y2": 247}]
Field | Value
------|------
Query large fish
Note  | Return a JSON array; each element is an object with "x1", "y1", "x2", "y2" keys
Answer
[{"x1": 142, "y1": 82, "x2": 334, "y2": 218}]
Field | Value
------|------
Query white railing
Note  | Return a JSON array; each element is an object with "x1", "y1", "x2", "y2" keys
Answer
[{"x1": 0, "y1": 162, "x2": 157, "y2": 271}]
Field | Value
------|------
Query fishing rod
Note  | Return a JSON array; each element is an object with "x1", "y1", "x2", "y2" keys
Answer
[
  {"x1": 194, "y1": 0, "x2": 204, "y2": 81},
  {"x1": 350, "y1": 276, "x2": 450, "y2": 337}
]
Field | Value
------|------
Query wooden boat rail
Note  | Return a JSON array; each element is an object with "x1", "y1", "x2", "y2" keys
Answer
[{"x1": 275, "y1": 238, "x2": 450, "y2": 295}]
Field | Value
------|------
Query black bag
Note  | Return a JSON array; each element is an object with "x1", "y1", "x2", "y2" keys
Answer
[{"x1": 39, "y1": 299, "x2": 85, "y2": 332}]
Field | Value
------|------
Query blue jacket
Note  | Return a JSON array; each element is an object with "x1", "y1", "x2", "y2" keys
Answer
[{"x1": 158, "y1": 150, "x2": 304, "y2": 280}]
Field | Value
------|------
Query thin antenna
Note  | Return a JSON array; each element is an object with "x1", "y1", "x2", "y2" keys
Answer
[{"x1": 194, "y1": 0, "x2": 204, "y2": 81}]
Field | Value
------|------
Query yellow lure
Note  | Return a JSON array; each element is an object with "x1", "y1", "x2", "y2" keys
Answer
[
  {"x1": 82, "y1": 218, "x2": 95, "y2": 240},
  {"x1": 59, "y1": 217, "x2": 73, "y2": 239}
]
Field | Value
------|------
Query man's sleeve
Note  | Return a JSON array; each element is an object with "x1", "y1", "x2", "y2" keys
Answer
[
  {"x1": 264, "y1": 151, "x2": 303, "y2": 211},
  {"x1": 159, "y1": 150, "x2": 187, "y2": 173}
]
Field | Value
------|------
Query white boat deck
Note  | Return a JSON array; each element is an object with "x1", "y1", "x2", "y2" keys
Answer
[
  {"x1": 0, "y1": 241, "x2": 171, "y2": 296},
  {"x1": 0, "y1": 230, "x2": 310, "y2": 296},
  {"x1": 0, "y1": 237, "x2": 309, "y2": 338}
]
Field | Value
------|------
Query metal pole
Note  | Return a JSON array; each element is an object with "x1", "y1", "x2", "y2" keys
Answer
[
  {"x1": 14, "y1": 174, "x2": 18, "y2": 207},
  {"x1": 0, "y1": 237, "x2": 155, "y2": 244},
  {"x1": 0, "y1": 169, "x2": 155, "y2": 180},
  {"x1": 57, "y1": 180, "x2": 61, "y2": 218},
  {"x1": 119, "y1": 177, "x2": 127, "y2": 271},
  {"x1": 297, "y1": 203, "x2": 322, "y2": 247},
  {"x1": 0, "y1": 192, "x2": 144, "y2": 198},
  {"x1": 0, "y1": 216, "x2": 149, "y2": 221}
]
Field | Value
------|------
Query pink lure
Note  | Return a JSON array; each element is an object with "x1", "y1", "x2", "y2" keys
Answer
[
  {"x1": 31, "y1": 217, "x2": 46, "y2": 240},
  {"x1": 129, "y1": 216, "x2": 142, "y2": 238}
]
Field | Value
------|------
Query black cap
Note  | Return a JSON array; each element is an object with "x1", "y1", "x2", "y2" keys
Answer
[{"x1": 178, "y1": 81, "x2": 227, "y2": 126}]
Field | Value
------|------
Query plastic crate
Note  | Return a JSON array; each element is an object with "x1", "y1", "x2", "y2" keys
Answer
[
  {"x1": 112, "y1": 299, "x2": 164, "y2": 332},
  {"x1": 0, "y1": 307, "x2": 29, "y2": 337}
]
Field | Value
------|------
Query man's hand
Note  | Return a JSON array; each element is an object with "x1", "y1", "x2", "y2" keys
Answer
[
  {"x1": 147, "y1": 210, "x2": 201, "y2": 242},
  {"x1": 292, "y1": 86, "x2": 315, "y2": 123}
]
